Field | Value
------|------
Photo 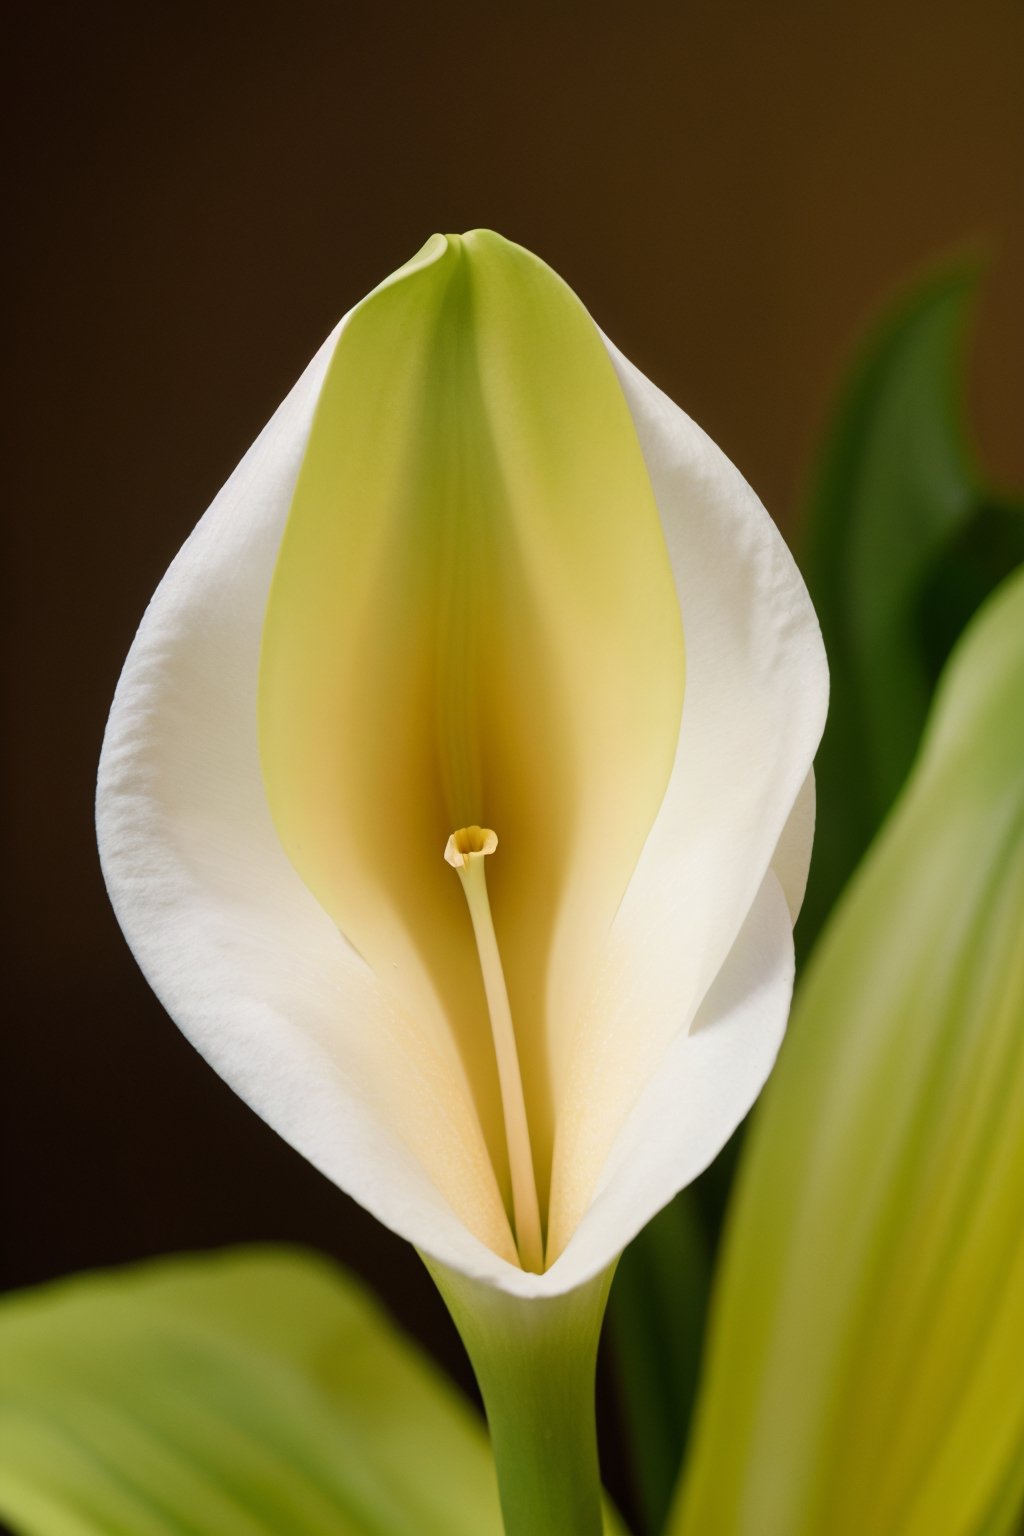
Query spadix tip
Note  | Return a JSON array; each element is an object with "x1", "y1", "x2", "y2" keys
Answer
[{"x1": 444, "y1": 825, "x2": 499, "y2": 867}]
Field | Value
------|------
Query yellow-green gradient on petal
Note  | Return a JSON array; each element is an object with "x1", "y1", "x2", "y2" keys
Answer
[
  {"x1": 258, "y1": 231, "x2": 685, "y2": 1256},
  {"x1": 672, "y1": 568, "x2": 1024, "y2": 1536}
]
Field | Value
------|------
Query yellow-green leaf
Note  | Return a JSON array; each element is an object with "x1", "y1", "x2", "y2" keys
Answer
[
  {"x1": 0, "y1": 1247, "x2": 503, "y2": 1536},
  {"x1": 672, "y1": 567, "x2": 1024, "y2": 1536}
]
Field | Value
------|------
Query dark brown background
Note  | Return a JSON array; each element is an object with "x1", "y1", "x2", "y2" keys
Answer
[{"x1": 6, "y1": 0, "x2": 1023, "y2": 1516}]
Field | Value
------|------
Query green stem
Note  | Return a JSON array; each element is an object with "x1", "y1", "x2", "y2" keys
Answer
[{"x1": 424, "y1": 1257, "x2": 616, "y2": 1536}]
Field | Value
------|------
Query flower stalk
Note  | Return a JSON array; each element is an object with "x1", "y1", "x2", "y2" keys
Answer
[{"x1": 426, "y1": 1257, "x2": 615, "y2": 1536}]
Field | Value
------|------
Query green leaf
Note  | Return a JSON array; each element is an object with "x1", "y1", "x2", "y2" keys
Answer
[
  {"x1": 799, "y1": 266, "x2": 1024, "y2": 951},
  {"x1": 0, "y1": 1246, "x2": 503, "y2": 1536},
  {"x1": 671, "y1": 568, "x2": 1024, "y2": 1536},
  {"x1": 974, "y1": 1440, "x2": 1024, "y2": 1536},
  {"x1": 605, "y1": 1193, "x2": 709, "y2": 1534}
]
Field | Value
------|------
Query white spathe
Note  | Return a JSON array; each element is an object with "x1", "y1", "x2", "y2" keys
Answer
[{"x1": 97, "y1": 285, "x2": 827, "y2": 1300}]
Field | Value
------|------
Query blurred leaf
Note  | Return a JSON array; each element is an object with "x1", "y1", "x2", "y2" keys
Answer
[
  {"x1": 606, "y1": 1193, "x2": 710, "y2": 1533},
  {"x1": 671, "y1": 568, "x2": 1024, "y2": 1536},
  {"x1": 974, "y1": 1441, "x2": 1024, "y2": 1536},
  {"x1": 0, "y1": 1246, "x2": 503, "y2": 1536},
  {"x1": 799, "y1": 266, "x2": 1024, "y2": 950}
]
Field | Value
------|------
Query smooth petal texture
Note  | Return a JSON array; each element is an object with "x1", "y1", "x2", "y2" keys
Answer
[
  {"x1": 771, "y1": 769, "x2": 816, "y2": 925},
  {"x1": 546, "y1": 343, "x2": 827, "y2": 1256},
  {"x1": 672, "y1": 568, "x2": 1024, "y2": 1536},
  {"x1": 0, "y1": 1247, "x2": 503, "y2": 1536},
  {"x1": 550, "y1": 869, "x2": 795, "y2": 1279},
  {"x1": 258, "y1": 231, "x2": 685, "y2": 1225},
  {"x1": 98, "y1": 233, "x2": 826, "y2": 1297},
  {"x1": 97, "y1": 311, "x2": 519, "y2": 1273}
]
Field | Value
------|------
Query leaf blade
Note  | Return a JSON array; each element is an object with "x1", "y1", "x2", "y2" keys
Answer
[
  {"x1": 799, "y1": 266, "x2": 1024, "y2": 951},
  {"x1": 0, "y1": 1246, "x2": 504, "y2": 1536},
  {"x1": 672, "y1": 568, "x2": 1024, "y2": 1536}
]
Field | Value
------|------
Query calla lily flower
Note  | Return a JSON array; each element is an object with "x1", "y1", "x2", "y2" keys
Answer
[
  {"x1": 98, "y1": 227, "x2": 825, "y2": 1294},
  {"x1": 97, "y1": 230, "x2": 825, "y2": 1530}
]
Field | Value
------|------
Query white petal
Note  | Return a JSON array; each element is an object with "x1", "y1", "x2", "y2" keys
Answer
[
  {"x1": 546, "y1": 340, "x2": 828, "y2": 1263},
  {"x1": 97, "y1": 322, "x2": 523, "y2": 1285},
  {"x1": 772, "y1": 768, "x2": 817, "y2": 924},
  {"x1": 550, "y1": 868, "x2": 795, "y2": 1292}
]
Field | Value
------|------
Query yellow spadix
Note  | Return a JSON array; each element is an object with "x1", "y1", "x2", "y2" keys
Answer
[{"x1": 257, "y1": 231, "x2": 685, "y2": 1269}]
